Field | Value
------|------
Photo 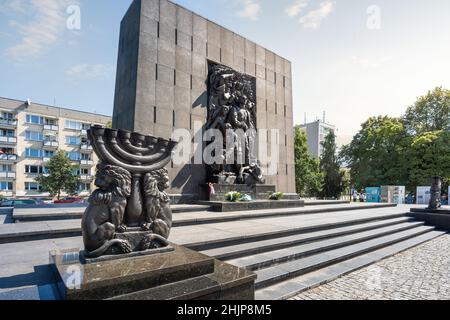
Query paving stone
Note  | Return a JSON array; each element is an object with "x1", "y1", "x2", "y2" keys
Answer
[{"x1": 291, "y1": 232, "x2": 449, "y2": 300}]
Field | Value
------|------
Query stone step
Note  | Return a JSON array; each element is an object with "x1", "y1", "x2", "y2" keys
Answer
[
  {"x1": 256, "y1": 230, "x2": 445, "y2": 300},
  {"x1": 304, "y1": 200, "x2": 350, "y2": 206},
  {"x1": 12, "y1": 204, "x2": 212, "y2": 222},
  {"x1": 175, "y1": 203, "x2": 396, "y2": 227},
  {"x1": 197, "y1": 200, "x2": 305, "y2": 212},
  {"x1": 2, "y1": 205, "x2": 403, "y2": 244},
  {"x1": 200, "y1": 217, "x2": 415, "y2": 260},
  {"x1": 226, "y1": 221, "x2": 425, "y2": 270},
  {"x1": 252, "y1": 225, "x2": 435, "y2": 289},
  {"x1": 185, "y1": 212, "x2": 408, "y2": 251}
]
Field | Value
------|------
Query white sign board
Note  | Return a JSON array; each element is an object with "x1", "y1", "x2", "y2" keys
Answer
[{"x1": 416, "y1": 186, "x2": 431, "y2": 205}]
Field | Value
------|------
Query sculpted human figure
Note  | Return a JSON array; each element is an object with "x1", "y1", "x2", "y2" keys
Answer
[
  {"x1": 82, "y1": 163, "x2": 133, "y2": 258},
  {"x1": 238, "y1": 163, "x2": 266, "y2": 185}
]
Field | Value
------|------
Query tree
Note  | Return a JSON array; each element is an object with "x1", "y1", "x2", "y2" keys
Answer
[
  {"x1": 106, "y1": 120, "x2": 113, "y2": 129},
  {"x1": 294, "y1": 127, "x2": 323, "y2": 197},
  {"x1": 406, "y1": 130, "x2": 450, "y2": 189},
  {"x1": 320, "y1": 131, "x2": 347, "y2": 199},
  {"x1": 340, "y1": 116, "x2": 409, "y2": 190},
  {"x1": 35, "y1": 150, "x2": 80, "y2": 200},
  {"x1": 403, "y1": 87, "x2": 450, "y2": 135}
]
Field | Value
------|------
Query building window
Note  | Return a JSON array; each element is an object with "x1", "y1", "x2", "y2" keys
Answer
[
  {"x1": 2, "y1": 113, "x2": 14, "y2": 120},
  {"x1": 44, "y1": 150, "x2": 55, "y2": 158},
  {"x1": 0, "y1": 181, "x2": 13, "y2": 191},
  {"x1": 1, "y1": 165, "x2": 12, "y2": 172},
  {"x1": 72, "y1": 168, "x2": 81, "y2": 175},
  {"x1": 65, "y1": 136, "x2": 81, "y2": 145},
  {"x1": 25, "y1": 148, "x2": 43, "y2": 158},
  {"x1": 67, "y1": 152, "x2": 81, "y2": 161},
  {"x1": 65, "y1": 120, "x2": 82, "y2": 130},
  {"x1": 45, "y1": 118, "x2": 57, "y2": 126},
  {"x1": 26, "y1": 115, "x2": 44, "y2": 125},
  {"x1": 0, "y1": 129, "x2": 15, "y2": 137},
  {"x1": 25, "y1": 165, "x2": 44, "y2": 174},
  {"x1": 81, "y1": 153, "x2": 90, "y2": 160},
  {"x1": 79, "y1": 183, "x2": 90, "y2": 192},
  {"x1": 81, "y1": 168, "x2": 90, "y2": 175},
  {"x1": 25, "y1": 182, "x2": 41, "y2": 191},
  {"x1": 25, "y1": 131, "x2": 44, "y2": 141}
]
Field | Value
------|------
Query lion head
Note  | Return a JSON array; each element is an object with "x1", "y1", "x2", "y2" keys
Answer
[
  {"x1": 143, "y1": 168, "x2": 170, "y2": 198},
  {"x1": 94, "y1": 163, "x2": 132, "y2": 198}
]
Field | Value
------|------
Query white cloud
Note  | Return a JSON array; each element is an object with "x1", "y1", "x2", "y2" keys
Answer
[
  {"x1": 0, "y1": 0, "x2": 30, "y2": 14},
  {"x1": 352, "y1": 56, "x2": 393, "y2": 69},
  {"x1": 237, "y1": 0, "x2": 261, "y2": 21},
  {"x1": 65, "y1": 64, "x2": 113, "y2": 80},
  {"x1": 5, "y1": 0, "x2": 77, "y2": 61},
  {"x1": 285, "y1": 0, "x2": 310, "y2": 18},
  {"x1": 299, "y1": 1, "x2": 336, "y2": 29}
]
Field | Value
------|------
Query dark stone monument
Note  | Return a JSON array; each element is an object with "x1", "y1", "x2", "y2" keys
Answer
[
  {"x1": 50, "y1": 126, "x2": 256, "y2": 300},
  {"x1": 409, "y1": 176, "x2": 450, "y2": 231},
  {"x1": 410, "y1": 177, "x2": 448, "y2": 214}
]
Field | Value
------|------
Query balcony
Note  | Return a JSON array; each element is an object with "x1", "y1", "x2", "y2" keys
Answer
[
  {"x1": 80, "y1": 174, "x2": 93, "y2": 181},
  {"x1": 80, "y1": 160, "x2": 94, "y2": 166},
  {"x1": 0, "y1": 154, "x2": 18, "y2": 162},
  {"x1": 0, "y1": 119, "x2": 17, "y2": 128},
  {"x1": 43, "y1": 157, "x2": 52, "y2": 163},
  {"x1": 44, "y1": 125, "x2": 59, "y2": 131},
  {"x1": 0, "y1": 136, "x2": 17, "y2": 145},
  {"x1": 43, "y1": 140, "x2": 59, "y2": 149},
  {"x1": 0, "y1": 172, "x2": 16, "y2": 179},
  {"x1": 81, "y1": 129, "x2": 88, "y2": 136},
  {"x1": 80, "y1": 144, "x2": 93, "y2": 152}
]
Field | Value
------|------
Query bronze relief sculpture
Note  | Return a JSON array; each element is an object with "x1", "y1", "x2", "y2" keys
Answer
[
  {"x1": 206, "y1": 62, "x2": 264, "y2": 185},
  {"x1": 82, "y1": 126, "x2": 177, "y2": 258}
]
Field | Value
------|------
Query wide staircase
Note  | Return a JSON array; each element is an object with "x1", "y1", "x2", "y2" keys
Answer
[{"x1": 0, "y1": 202, "x2": 445, "y2": 300}]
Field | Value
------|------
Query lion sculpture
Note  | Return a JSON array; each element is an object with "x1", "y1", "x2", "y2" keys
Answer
[
  {"x1": 141, "y1": 168, "x2": 173, "y2": 239},
  {"x1": 81, "y1": 163, "x2": 133, "y2": 258}
]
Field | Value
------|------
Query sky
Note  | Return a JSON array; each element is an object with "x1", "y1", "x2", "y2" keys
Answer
[{"x1": 0, "y1": 0, "x2": 449, "y2": 138}]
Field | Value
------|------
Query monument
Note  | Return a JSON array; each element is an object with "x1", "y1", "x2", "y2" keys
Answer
[
  {"x1": 50, "y1": 126, "x2": 256, "y2": 300},
  {"x1": 410, "y1": 177, "x2": 448, "y2": 214},
  {"x1": 112, "y1": 0, "x2": 296, "y2": 201},
  {"x1": 409, "y1": 176, "x2": 450, "y2": 232}
]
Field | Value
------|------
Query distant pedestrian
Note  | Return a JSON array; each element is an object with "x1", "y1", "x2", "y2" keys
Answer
[{"x1": 359, "y1": 193, "x2": 365, "y2": 203}]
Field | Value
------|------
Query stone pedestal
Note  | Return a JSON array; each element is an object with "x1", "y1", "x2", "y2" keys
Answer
[
  {"x1": 200, "y1": 184, "x2": 276, "y2": 202},
  {"x1": 50, "y1": 243, "x2": 256, "y2": 300}
]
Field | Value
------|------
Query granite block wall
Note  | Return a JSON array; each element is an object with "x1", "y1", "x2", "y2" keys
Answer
[{"x1": 113, "y1": 0, "x2": 295, "y2": 196}]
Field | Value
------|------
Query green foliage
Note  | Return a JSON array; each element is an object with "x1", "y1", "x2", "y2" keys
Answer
[
  {"x1": 407, "y1": 130, "x2": 450, "y2": 189},
  {"x1": 294, "y1": 128, "x2": 324, "y2": 197},
  {"x1": 35, "y1": 150, "x2": 80, "y2": 200},
  {"x1": 105, "y1": 120, "x2": 113, "y2": 129},
  {"x1": 340, "y1": 116, "x2": 409, "y2": 190},
  {"x1": 269, "y1": 192, "x2": 284, "y2": 201},
  {"x1": 341, "y1": 87, "x2": 450, "y2": 191},
  {"x1": 225, "y1": 191, "x2": 242, "y2": 202},
  {"x1": 320, "y1": 131, "x2": 348, "y2": 199},
  {"x1": 403, "y1": 87, "x2": 450, "y2": 135}
]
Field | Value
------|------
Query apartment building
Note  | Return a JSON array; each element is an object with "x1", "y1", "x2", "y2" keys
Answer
[
  {"x1": 0, "y1": 97, "x2": 111, "y2": 198},
  {"x1": 298, "y1": 120, "x2": 336, "y2": 159}
]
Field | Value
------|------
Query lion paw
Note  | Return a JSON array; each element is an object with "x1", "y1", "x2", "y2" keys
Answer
[
  {"x1": 116, "y1": 225, "x2": 127, "y2": 233},
  {"x1": 118, "y1": 240, "x2": 132, "y2": 254},
  {"x1": 140, "y1": 222, "x2": 152, "y2": 231}
]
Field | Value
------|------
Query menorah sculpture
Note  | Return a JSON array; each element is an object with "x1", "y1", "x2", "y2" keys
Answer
[{"x1": 81, "y1": 126, "x2": 178, "y2": 259}]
